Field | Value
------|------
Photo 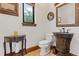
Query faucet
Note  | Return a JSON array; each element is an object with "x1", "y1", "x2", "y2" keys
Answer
[
  {"x1": 62, "y1": 28, "x2": 65, "y2": 33},
  {"x1": 59, "y1": 28, "x2": 70, "y2": 33}
]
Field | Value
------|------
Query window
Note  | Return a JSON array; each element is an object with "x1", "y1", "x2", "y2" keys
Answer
[{"x1": 22, "y1": 3, "x2": 36, "y2": 26}]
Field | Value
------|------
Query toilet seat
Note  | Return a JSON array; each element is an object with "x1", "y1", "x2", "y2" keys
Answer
[{"x1": 39, "y1": 40, "x2": 51, "y2": 45}]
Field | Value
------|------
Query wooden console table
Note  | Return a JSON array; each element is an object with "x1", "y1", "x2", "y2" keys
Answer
[{"x1": 4, "y1": 35, "x2": 26, "y2": 56}]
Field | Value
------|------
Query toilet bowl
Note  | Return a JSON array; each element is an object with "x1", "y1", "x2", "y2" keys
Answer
[{"x1": 38, "y1": 34, "x2": 55, "y2": 56}]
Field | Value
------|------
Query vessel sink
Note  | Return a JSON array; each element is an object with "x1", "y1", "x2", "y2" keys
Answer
[{"x1": 53, "y1": 32, "x2": 73, "y2": 38}]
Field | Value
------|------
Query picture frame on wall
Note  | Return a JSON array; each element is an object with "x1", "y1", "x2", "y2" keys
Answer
[
  {"x1": 22, "y1": 3, "x2": 36, "y2": 26},
  {"x1": 0, "y1": 3, "x2": 18, "y2": 16}
]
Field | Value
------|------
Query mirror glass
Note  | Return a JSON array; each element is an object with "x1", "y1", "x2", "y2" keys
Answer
[{"x1": 56, "y1": 3, "x2": 75, "y2": 26}]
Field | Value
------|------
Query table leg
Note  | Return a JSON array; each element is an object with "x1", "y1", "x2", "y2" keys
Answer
[
  {"x1": 4, "y1": 42, "x2": 6, "y2": 56},
  {"x1": 21, "y1": 40, "x2": 23, "y2": 56},
  {"x1": 9, "y1": 41, "x2": 12, "y2": 55},
  {"x1": 25, "y1": 39, "x2": 26, "y2": 53}
]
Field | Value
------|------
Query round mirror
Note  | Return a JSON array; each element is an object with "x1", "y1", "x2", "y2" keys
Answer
[{"x1": 47, "y1": 12, "x2": 54, "y2": 21}]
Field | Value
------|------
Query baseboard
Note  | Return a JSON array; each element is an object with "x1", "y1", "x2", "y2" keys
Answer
[{"x1": 26, "y1": 45, "x2": 40, "y2": 54}]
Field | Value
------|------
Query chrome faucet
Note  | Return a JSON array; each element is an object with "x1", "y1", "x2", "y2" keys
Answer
[
  {"x1": 59, "y1": 28, "x2": 70, "y2": 33},
  {"x1": 62, "y1": 28, "x2": 65, "y2": 33}
]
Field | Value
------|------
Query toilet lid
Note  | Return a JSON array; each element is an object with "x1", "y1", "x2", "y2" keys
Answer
[{"x1": 39, "y1": 40, "x2": 50, "y2": 45}]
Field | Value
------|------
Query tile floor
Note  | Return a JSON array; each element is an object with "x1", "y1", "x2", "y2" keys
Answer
[{"x1": 25, "y1": 49, "x2": 56, "y2": 56}]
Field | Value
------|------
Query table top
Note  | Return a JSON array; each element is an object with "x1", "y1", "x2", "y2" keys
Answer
[{"x1": 4, "y1": 35, "x2": 26, "y2": 42}]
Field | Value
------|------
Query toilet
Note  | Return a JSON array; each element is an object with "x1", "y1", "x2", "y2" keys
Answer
[{"x1": 38, "y1": 34, "x2": 55, "y2": 56}]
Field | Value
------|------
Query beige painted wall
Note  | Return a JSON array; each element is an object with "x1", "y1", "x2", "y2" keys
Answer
[{"x1": 0, "y1": 3, "x2": 49, "y2": 55}]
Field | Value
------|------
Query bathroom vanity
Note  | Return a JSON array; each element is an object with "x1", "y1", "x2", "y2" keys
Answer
[{"x1": 53, "y1": 32, "x2": 73, "y2": 56}]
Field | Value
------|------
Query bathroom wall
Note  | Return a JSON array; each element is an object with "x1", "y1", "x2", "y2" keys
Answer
[
  {"x1": 0, "y1": 3, "x2": 49, "y2": 55},
  {"x1": 45, "y1": 3, "x2": 79, "y2": 55},
  {"x1": 0, "y1": 3, "x2": 79, "y2": 56}
]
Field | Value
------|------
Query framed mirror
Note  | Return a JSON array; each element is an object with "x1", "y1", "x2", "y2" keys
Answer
[{"x1": 56, "y1": 3, "x2": 79, "y2": 27}]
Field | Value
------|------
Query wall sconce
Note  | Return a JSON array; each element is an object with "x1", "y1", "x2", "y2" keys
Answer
[{"x1": 58, "y1": 17, "x2": 61, "y2": 23}]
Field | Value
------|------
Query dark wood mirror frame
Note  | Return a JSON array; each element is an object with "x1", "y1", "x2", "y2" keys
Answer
[
  {"x1": 56, "y1": 3, "x2": 79, "y2": 27},
  {"x1": 54, "y1": 3, "x2": 59, "y2": 6}
]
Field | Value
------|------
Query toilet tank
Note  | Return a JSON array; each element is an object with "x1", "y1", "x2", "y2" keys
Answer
[
  {"x1": 45, "y1": 34, "x2": 56, "y2": 42},
  {"x1": 45, "y1": 34, "x2": 54, "y2": 41}
]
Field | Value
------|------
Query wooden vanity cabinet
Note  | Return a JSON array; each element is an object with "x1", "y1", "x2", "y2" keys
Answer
[
  {"x1": 53, "y1": 32, "x2": 73, "y2": 56},
  {"x1": 56, "y1": 37, "x2": 72, "y2": 55}
]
